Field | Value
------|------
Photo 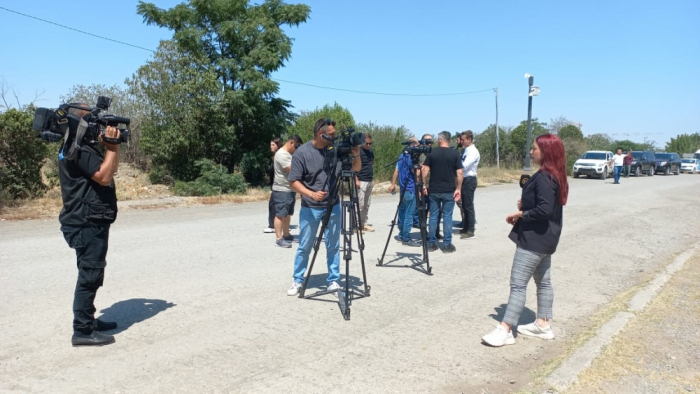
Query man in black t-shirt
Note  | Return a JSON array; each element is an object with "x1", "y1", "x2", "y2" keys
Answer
[
  {"x1": 354, "y1": 134, "x2": 375, "y2": 232},
  {"x1": 58, "y1": 104, "x2": 121, "y2": 347},
  {"x1": 422, "y1": 131, "x2": 463, "y2": 253}
]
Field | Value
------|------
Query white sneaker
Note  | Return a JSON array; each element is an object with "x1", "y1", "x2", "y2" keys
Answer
[
  {"x1": 327, "y1": 281, "x2": 341, "y2": 296},
  {"x1": 517, "y1": 321, "x2": 555, "y2": 339},
  {"x1": 287, "y1": 282, "x2": 302, "y2": 296},
  {"x1": 263, "y1": 227, "x2": 275, "y2": 233},
  {"x1": 481, "y1": 324, "x2": 515, "y2": 347}
]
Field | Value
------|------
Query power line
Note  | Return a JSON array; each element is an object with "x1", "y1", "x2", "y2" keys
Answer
[{"x1": 1, "y1": 6, "x2": 494, "y2": 97}]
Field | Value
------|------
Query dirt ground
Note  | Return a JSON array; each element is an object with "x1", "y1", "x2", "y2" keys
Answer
[
  {"x1": 1, "y1": 172, "x2": 699, "y2": 393},
  {"x1": 566, "y1": 253, "x2": 700, "y2": 394}
]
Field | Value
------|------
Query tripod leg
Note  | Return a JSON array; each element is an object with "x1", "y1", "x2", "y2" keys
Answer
[
  {"x1": 418, "y1": 191, "x2": 432, "y2": 274},
  {"x1": 350, "y1": 178, "x2": 370, "y2": 295},
  {"x1": 377, "y1": 193, "x2": 403, "y2": 266}
]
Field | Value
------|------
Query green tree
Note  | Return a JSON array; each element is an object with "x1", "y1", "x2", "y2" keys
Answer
[
  {"x1": 474, "y1": 124, "x2": 514, "y2": 167},
  {"x1": 509, "y1": 119, "x2": 548, "y2": 164},
  {"x1": 558, "y1": 124, "x2": 584, "y2": 141},
  {"x1": 287, "y1": 103, "x2": 355, "y2": 144},
  {"x1": 0, "y1": 107, "x2": 49, "y2": 200},
  {"x1": 137, "y1": 0, "x2": 310, "y2": 184},
  {"x1": 585, "y1": 133, "x2": 613, "y2": 151},
  {"x1": 665, "y1": 133, "x2": 700, "y2": 154}
]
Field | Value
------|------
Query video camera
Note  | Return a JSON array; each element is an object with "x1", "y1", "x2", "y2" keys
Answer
[
  {"x1": 324, "y1": 126, "x2": 364, "y2": 166},
  {"x1": 402, "y1": 139, "x2": 432, "y2": 161},
  {"x1": 32, "y1": 96, "x2": 130, "y2": 160}
]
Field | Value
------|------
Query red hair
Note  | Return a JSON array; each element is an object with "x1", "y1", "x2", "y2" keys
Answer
[{"x1": 535, "y1": 134, "x2": 569, "y2": 206}]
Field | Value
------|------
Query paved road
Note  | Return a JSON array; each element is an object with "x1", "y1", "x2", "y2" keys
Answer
[{"x1": 1, "y1": 173, "x2": 699, "y2": 393}]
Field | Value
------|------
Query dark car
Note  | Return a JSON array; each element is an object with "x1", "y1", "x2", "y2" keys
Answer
[
  {"x1": 630, "y1": 151, "x2": 656, "y2": 177},
  {"x1": 653, "y1": 152, "x2": 681, "y2": 175}
]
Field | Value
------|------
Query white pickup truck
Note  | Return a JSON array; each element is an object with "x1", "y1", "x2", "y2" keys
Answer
[{"x1": 573, "y1": 150, "x2": 614, "y2": 179}]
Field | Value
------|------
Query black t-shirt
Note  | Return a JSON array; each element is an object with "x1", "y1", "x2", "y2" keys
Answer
[
  {"x1": 58, "y1": 144, "x2": 118, "y2": 228},
  {"x1": 423, "y1": 147, "x2": 462, "y2": 193},
  {"x1": 357, "y1": 147, "x2": 374, "y2": 182}
]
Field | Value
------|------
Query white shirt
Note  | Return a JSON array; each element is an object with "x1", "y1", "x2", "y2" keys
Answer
[
  {"x1": 613, "y1": 154, "x2": 624, "y2": 166},
  {"x1": 461, "y1": 144, "x2": 480, "y2": 177}
]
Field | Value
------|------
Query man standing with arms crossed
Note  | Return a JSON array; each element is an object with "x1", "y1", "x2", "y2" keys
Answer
[
  {"x1": 422, "y1": 131, "x2": 462, "y2": 253},
  {"x1": 355, "y1": 134, "x2": 375, "y2": 233},
  {"x1": 460, "y1": 130, "x2": 480, "y2": 240}
]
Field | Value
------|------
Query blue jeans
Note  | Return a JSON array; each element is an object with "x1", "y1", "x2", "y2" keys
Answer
[
  {"x1": 293, "y1": 204, "x2": 340, "y2": 285},
  {"x1": 397, "y1": 190, "x2": 416, "y2": 241},
  {"x1": 429, "y1": 193, "x2": 455, "y2": 245},
  {"x1": 614, "y1": 166, "x2": 622, "y2": 183}
]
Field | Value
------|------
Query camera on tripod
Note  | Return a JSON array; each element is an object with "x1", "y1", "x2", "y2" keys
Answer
[
  {"x1": 402, "y1": 139, "x2": 432, "y2": 161},
  {"x1": 333, "y1": 127, "x2": 364, "y2": 162},
  {"x1": 33, "y1": 96, "x2": 130, "y2": 149}
]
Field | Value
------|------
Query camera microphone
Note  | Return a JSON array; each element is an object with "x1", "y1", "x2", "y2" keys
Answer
[{"x1": 321, "y1": 134, "x2": 335, "y2": 142}]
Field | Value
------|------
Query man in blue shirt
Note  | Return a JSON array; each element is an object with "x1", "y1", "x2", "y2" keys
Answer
[{"x1": 389, "y1": 137, "x2": 421, "y2": 247}]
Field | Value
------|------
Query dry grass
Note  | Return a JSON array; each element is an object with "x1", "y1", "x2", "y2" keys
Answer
[{"x1": 478, "y1": 167, "x2": 532, "y2": 186}]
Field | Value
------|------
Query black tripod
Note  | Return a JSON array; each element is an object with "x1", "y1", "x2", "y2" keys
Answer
[
  {"x1": 298, "y1": 155, "x2": 370, "y2": 320},
  {"x1": 377, "y1": 154, "x2": 432, "y2": 275}
]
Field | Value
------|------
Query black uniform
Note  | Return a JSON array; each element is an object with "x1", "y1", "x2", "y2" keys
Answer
[{"x1": 58, "y1": 144, "x2": 117, "y2": 334}]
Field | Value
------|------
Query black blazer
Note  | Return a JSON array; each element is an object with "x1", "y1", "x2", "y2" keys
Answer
[{"x1": 508, "y1": 171, "x2": 563, "y2": 255}]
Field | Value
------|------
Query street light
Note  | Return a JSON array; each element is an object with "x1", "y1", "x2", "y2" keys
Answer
[{"x1": 523, "y1": 73, "x2": 539, "y2": 171}]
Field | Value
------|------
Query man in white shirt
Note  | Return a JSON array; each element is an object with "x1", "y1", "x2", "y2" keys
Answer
[
  {"x1": 459, "y1": 130, "x2": 480, "y2": 240},
  {"x1": 272, "y1": 135, "x2": 303, "y2": 248},
  {"x1": 612, "y1": 148, "x2": 624, "y2": 184}
]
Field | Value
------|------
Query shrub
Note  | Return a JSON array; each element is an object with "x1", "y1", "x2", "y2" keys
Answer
[
  {"x1": 173, "y1": 159, "x2": 247, "y2": 196},
  {"x1": 0, "y1": 107, "x2": 49, "y2": 199}
]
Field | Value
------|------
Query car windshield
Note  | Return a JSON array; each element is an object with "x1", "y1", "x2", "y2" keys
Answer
[
  {"x1": 654, "y1": 153, "x2": 672, "y2": 160},
  {"x1": 632, "y1": 152, "x2": 643, "y2": 159},
  {"x1": 581, "y1": 152, "x2": 606, "y2": 160},
  {"x1": 682, "y1": 159, "x2": 696, "y2": 163}
]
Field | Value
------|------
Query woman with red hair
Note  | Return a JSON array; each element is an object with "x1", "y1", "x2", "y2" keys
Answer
[{"x1": 482, "y1": 134, "x2": 569, "y2": 347}]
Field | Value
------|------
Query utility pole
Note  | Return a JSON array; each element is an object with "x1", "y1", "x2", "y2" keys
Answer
[
  {"x1": 523, "y1": 74, "x2": 539, "y2": 171},
  {"x1": 495, "y1": 87, "x2": 499, "y2": 168}
]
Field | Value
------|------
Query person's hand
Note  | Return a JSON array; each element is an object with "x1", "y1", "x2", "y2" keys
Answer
[
  {"x1": 99, "y1": 126, "x2": 121, "y2": 151},
  {"x1": 506, "y1": 211, "x2": 522, "y2": 225},
  {"x1": 517, "y1": 199, "x2": 522, "y2": 210},
  {"x1": 310, "y1": 190, "x2": 327, "y2": 202},
  {"x1": 388, "y1": 184, "x2": 395, "y2": 193},
  {"x1": 352, "y1": 146, "x2": 361, "y2": 156},
  {"x1": 453, "y1": 189, "x2": 461, "y2": 202},
  {"x1": 355, "y1": 179, "x2": 361, "y2": 189}
]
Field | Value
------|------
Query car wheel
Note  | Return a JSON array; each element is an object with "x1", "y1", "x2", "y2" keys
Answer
[
  {"x1": 635, "y1": 167, "x2": 641, "y2": 177},
  {"x1": 675, "y1": 166, "x2": 680, "y2": 175},
  {"x1": 573, "y1": 172, "x2": 579, "y2": 178},
  {"x1": 664, "y1": 166, "x2": 670, "y2": 175},
  {"x1": 648, "y1": 166, "x2": 655, "y2": 176},
  {"x1": 600, "y1": 168, "x2": 607, "y2": 180}
]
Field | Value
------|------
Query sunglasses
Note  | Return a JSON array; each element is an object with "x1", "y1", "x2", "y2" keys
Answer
[
  {"x1": 423, "y1": 140, "x2": 433, "y2": 145},
  {"x1": 315, "y1": 118, "x2": 336, "y2": 133},
  {"x1": 365, "y1": 142, "x2": 372, "y2": 146}
]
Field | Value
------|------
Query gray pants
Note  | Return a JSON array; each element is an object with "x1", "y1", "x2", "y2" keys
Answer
[
  {"x1": 357, "y1": 180, "x2": 373, "y2": 226},
  {"x1": 503, "y1": 247, "x2": 553, "y2": 326}
]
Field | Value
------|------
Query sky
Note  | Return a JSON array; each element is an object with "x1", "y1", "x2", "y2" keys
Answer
[{"x1": 1, "y1": 0, "x2": 699, "y2": 146}]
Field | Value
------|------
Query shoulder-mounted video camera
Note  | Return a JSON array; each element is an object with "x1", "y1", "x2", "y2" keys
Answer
[{"x1": 32, "y1": 96, "x2": 130, "y2": 161}]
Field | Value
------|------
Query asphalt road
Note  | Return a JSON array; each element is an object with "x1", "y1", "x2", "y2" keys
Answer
[{"x1": 1, "y1": 173, "x2": 699, "y2": 393}]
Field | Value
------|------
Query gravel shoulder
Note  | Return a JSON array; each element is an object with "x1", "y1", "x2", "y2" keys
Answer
[{"x1": 1, "y1": 174, "x2": 699, "y2": 393}]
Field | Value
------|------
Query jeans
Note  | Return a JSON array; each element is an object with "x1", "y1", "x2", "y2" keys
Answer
[
  {"x1": 623, "y1": 165, "x2": 631, "y2": 177},
  {"x1": 614, "y1": 165, "x2": 622, "y2": 183},
  {"x1": 397, "y1": 190, "x2": 416, "y2": 241},
  {"x1": 293, "y1": 204, "x2": 340, "y2": 285},
  {"x1": 428, "y1": 193, "x2": 455, "y2": 245}
]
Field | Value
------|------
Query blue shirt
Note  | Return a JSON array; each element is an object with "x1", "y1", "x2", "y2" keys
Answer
[{"x1": 396, "y1": 152, "x2": 415, "y2": 193}]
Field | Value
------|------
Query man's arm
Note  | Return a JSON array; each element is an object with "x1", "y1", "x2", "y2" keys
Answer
[
  {"x1": 388, "y1": 167, "x2": 399, "y2": 192},
  {"x1": 352, "y1": 146, "x2": 361, "y2": 172},
  {"x1": 91, "y1": 127, "x2": 120, "y2": 186},
  {"x1": 454, "y1": 168, "x2": 463, "y2": 201}
]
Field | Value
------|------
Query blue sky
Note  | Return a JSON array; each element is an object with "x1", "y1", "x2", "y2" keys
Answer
[{"x1": 1, "y1": 0, "x2": 698, "y2": 146}]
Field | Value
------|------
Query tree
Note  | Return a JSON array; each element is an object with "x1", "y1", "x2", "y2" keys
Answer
[
  {"x1": 354, "y1": 122, "x2": 411, "y2": 182},
  {"x1": 0, "y1": 107, "x2": 49, "y2": 199},
  {"x1": 548, "y1": 116, "x2": 573, "y2": 135},
  {"x1": 287, "y1": 103, "x2": 355, "y2": 144},
  {"x1": 558, "y1": 124, "x2": 584, "y2": 141},
  {"x1": 585, "y1": 133, "x2": 613, "y2": 151},
  {"x1": 665, "y1": 133, "x2": 700, "y2": 154},
  {"x1": 509, "y1": 119, "x2": 548, "y2": 164},
  {"x1": 137, "y1": 0, "x2": 310, "y2": 184},
  {"x1": 474, "y1": 124, "x2": 514, "y2": 167}
]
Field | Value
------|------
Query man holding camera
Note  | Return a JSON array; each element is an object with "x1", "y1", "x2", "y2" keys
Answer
[
  {"x1": 355, "y1": 134, "x2": 375, "y2": 233},
  {"x1": 459, "y1": 130, "x2": 480, "y2": 240},
  {"x1": 59, "y1": 105, "x2": 120, "y2": 346},
  {"x1": 389, "y1": 137, "x2": 421, "y2": 247},
  {"x1": 422, "y1": 131, "x2": 463, "y2": 253},
  {"x1": 286, "y1": 119, "x2": 361, "y2": 296}
]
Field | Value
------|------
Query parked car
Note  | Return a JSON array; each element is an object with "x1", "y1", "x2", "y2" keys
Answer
[
  {"x1": 629, "y1": 151, "x2": 657, "y2": 177},
  {"x1": 573, "y1": 150, "x2": 614, "y2": 179},
  {"x1": 653, "y1": 152, "x2": 681, "y2": 175},
  {"x1": 680, "y1": 158, "x2": 700, "y2": 174}
]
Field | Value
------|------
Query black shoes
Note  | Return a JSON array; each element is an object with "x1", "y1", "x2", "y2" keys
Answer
[
  {"x1": 402, "y1": 239, "x2": 422, "y2": 247},
  {"x1": 93, "y1": 319, "x2": 118, "y2": 332},
  {"x1": 460, "y1": 232, "x2": 475, "y2": 240},
  {"x1": 443, "y1": 244, "x2": 457, "y2": 253},
  {"x1": 72, "y1": 331, "x2": 115, "y2": 347},
  {"x1": 436, "y1": 233, "x2": 444, "y2": 240},
  {"x1": 428, "y1": 243, "x2": 439, "y2": 252}
]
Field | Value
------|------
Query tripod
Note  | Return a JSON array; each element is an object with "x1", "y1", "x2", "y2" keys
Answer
[
  {"x1": 298, "y1": 156, "x2": 371, "y2": 321},
  {"x1": 377, "y1": 154, "x2": 432, "y2": 275}
]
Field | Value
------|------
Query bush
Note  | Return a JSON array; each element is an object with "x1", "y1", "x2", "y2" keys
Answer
[
  {"x1": 355, "y1": 122, "x2": 412, "y2": 182},
  {"x1": 173, "y1": 159, "x2": 247, "y2": 196},
  {"x1": 148, "y1": 165, "x2": 174, "y2": 186},
  {"x1": 239, "y1": 150, "x2": 269, "y2": 186},
  {"x1": 0, "y1": 107, "x2": 49, "y2": 199}
]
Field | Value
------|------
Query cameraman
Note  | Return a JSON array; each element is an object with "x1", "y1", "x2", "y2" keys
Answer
[
  {"x1": 286, "y1": 118, "x2": 361, "y2": 296},
  {"x1": 58, "y1": 104, "x2": 120, "y2": 346},
  {"x1": 389, "y1": 137, "x2": 421, "y2": 247},
  {"x1": 422, "y1": 131, "x2": 463, "y2": 253}
]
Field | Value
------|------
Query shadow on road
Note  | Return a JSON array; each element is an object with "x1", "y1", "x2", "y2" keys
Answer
[
  {"x1": 489, "y1": 303, "x2": 537, "y2": 332},
  {"x1": 98, "y1": 298, "x2": 176, "y2": 334}
]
